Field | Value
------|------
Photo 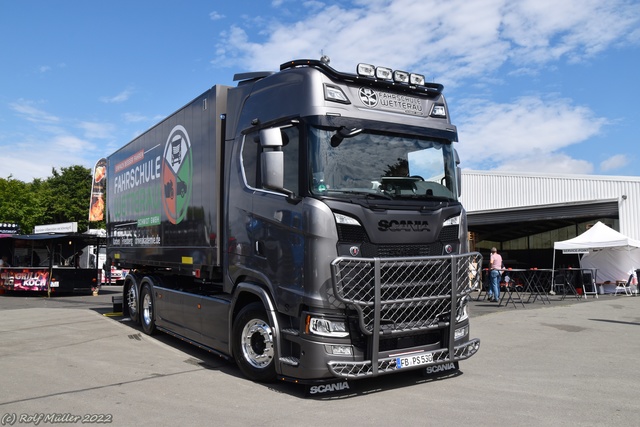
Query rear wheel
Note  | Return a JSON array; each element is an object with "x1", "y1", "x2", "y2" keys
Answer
[
  {"x1": 140, "y1": 284, "x2": 155, "y2": 335},
  {"x1": 126, "y1": 284, "x2": 139, "y2": 324},
  {"x1": 232, "y1": 302, "x2": 277, "y2": 382}
]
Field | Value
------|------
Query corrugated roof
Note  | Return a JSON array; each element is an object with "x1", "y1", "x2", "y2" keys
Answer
[{"x1": 461, "y1": 170, "x2": 640, "y2": 240}]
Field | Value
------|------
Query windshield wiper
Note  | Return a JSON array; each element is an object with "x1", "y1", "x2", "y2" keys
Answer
[{"x1": 333, "y1": 190, "x2": 394, "y2": 200}]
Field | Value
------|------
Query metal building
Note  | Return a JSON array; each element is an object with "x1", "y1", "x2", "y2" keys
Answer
[{"x1": 460, "y1": 170, "x2": 640, "y2": 267}]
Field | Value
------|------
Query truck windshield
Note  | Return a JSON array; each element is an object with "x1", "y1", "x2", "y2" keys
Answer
[{"x1": 308, "y1": 125, "x2": 458, "y2": 201}]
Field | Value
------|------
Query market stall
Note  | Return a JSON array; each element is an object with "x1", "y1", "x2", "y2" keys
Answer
[{"x1": 552, "y1": 222, "x2": 640, "y2": 294}]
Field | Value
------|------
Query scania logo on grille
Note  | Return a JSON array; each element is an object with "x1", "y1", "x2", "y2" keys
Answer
[
  {"x1": 358, "y1": 87, "x2": 378, "y2": 107},
  {"x1": 378, "y1": 219, "x2": 430, "y2": 232},
  {"x1": 349, "y1": 246, "x2": 360, "y2": 256}
]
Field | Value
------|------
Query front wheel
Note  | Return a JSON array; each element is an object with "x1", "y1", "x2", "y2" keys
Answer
[
  {"x1": 232, "y1": 302, "x2": 277, "y2": 382},
  {"x1": 140, "y1": 284, "x2": 155, "y2": 335}
]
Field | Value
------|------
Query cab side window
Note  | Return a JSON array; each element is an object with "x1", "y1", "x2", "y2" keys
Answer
[
  {"x1": 241, "y1": 134, "x2": 258, "y2": 188},
  {"x1": 281, "y1": 126, "x2": 299, "y2": 195}
]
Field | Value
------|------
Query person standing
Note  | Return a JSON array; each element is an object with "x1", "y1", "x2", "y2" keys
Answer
[
  {"x1": 488, "y1": 247, "x2": 503, "y2": 302},
  {"x1": 103, "y1": 256, "x2": 112, "y2": 284}
]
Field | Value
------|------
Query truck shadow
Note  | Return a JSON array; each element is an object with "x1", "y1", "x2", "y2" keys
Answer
[{"x1": 104, "y1": 313, "x2": 464, "y2": 399}]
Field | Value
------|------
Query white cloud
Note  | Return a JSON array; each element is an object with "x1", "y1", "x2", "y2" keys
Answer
[
  {"x1": 9, "y1": 100, "x2": 59, "y2": 124},
  {"x1": 492, "y1": 154, "x2": 594, "y2": 175},
  {"x1": 206, "y1": 0, "x2": 638, "y2": 175},
  {"x1": 455, "y1": 96, "x2": 607, "y2": 170},
  {"x1": 0, "y1": 134, "x2": 94, "y2": 181},
  {"x1": 123, "y1": 112, "x2": 148, "y2": 123},
  {"x1": 78, "y1": 121, "x2": 115, "y2": 140},
  {"x1": 600, "y1": 154, "x2": 630, "y2": 172},
  {"x1": 1, "y1": 101, "x2": 101, "y2": 181},
  {"x1": 212, "y1": 0, "x2": 640, "y2": 83},
  {"x1": 209, "y1": 11, "x2": 225, "y2": 21},
  {"x1": 100, "y1": 88, "x2": 133, "y2": 104}
]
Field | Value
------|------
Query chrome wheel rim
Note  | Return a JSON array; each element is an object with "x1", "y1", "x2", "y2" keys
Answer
[{"x1": 241, "y1": 319, "x2": 274, "y2": 369}]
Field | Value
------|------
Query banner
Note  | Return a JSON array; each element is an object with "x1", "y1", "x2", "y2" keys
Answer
[
  {"x1": 0, "y1": 268, "x2": 51, "y2": 291},
  {"x1": 89, "y1": 158, "x2": 107, "y2": 221}
]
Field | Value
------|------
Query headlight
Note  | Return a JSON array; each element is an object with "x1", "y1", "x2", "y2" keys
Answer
[
  {"x1": 306, "y1": 315, "x2": 349, "y2": 338},
  {"x1": 334, "y1": 213, "x2": 360, "y2": 226},
  {"x1": 443, "y1": 214, "x2": 461, "y2": 226}
]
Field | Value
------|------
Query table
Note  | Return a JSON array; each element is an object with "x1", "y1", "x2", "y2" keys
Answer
[
  {"x1": 478, "y1": 268, "x2": 559, "y2": 307},
  {"x1": 554, "y1": 268, "x2": 598, "y2": 299},
  {"x1": 497, "y1": 269, "x2": 527, "y2": 308},
  {"x1": 510, "y1": 268, "x2": 553, "y2": 305}
]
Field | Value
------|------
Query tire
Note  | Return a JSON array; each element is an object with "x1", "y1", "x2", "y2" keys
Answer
[
  {"x1": 126, "y1": 283, "x2": 140, "y2": 325},
  {"x1": 140, "y1": 284, "x2": 155, "y2": 335},
  {"x1": 232, "y1": 302, "x2": 277, "y2": 382}
]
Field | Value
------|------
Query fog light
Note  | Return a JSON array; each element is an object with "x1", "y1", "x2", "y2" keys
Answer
[
  {"x1": 454, "y1": 326, "x2": 468, "y2": 341},
  {"x1": 326, "y1": 345, "x2": 353, "y2": 356}
]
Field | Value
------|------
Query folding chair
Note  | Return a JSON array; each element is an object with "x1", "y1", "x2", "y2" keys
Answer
[
  {"x1": 580, "y1": 270, "x2": 599, "y2": 299},
  {"x1": 553, "y1": 271, "x2": 579, "y2": 300},
  {"x1": 615, "y1": 274, "x2": 633, "y2": 296}
]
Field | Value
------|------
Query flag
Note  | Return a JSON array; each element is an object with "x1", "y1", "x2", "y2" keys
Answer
[{"x1": 89, "y1": 158, "x2": 107, "y2": 222}]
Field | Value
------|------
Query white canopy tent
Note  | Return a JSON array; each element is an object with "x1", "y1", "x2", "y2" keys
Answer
[{"x1": 553, "y1": 221, "x2": 640, "y2": 293}]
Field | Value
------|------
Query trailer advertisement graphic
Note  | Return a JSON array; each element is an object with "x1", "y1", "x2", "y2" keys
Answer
[{"x1": 162, "y1": 125, "x2": 192, "y2": 225}]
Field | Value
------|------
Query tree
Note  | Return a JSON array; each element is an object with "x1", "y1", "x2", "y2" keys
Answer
[
  {"x1": 0, "y1": 166, "x2": 94, "y2": 234},
  {"x1": 41, "y1": 166, "x2": 93, "y2": 232},
  {"x1": 0, "y1": 177, "x2": 47, "y2": 234}
]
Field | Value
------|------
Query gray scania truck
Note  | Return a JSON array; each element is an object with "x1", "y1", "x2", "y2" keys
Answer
[{"x1": 106, "y1": 58, "x2": 481, "y2": 390}]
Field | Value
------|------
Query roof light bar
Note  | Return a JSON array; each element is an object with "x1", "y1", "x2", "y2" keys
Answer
[
  {"x1": 410, "y1": 73, "x2": 425, "y2": 86},
  {"x1": 375, "y1": 66, "x2": 393, "y2": 80},
  {"x1": 393, "y1": 70, "x2": 409, "y2": 84},
  {"x1": 358, "y1": 63, "x2": 428, "y2": 87},
  {"x1": 357, "y1": 63, "x2": 375, "y2": 77}
]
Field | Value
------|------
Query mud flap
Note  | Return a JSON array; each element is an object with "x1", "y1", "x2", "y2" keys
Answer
[
  {"x1": 421, "y1": 361, "x2": 460, "y2": 378},
  {"x1": 304, "y1": 380, "x2": 352, "y2": 397}
]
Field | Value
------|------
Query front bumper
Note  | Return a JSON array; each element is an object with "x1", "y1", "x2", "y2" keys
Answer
[{"x1": 328, "y1": 338, "x2": 480, "y2": 378}]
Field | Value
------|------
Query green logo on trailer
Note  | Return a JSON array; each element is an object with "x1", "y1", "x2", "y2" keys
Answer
[{"x1": 162, "y1": 125, "x2": 192, "y2": 224}]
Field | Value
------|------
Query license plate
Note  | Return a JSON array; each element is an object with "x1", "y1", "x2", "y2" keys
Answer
[
  {"x1": 50, "y1": 281, "x2": 59, "y2": 288},
  {"x1": 396, "y1": 352, "x2": 434, "y2": 369}
]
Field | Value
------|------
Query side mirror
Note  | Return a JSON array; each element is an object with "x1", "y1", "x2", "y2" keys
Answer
[{"x1": 259, "y1": 128, "x2": 285, "y2": 191}]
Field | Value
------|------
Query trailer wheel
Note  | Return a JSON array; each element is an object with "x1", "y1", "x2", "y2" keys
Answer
[
  {"x1": 126, "y1": 283, "x2": 140, "y2": 324},
  {"x1": 232, "y1": 302, "x2": 276, "y2": 382},
  {"x1": 140, "y1": 284, "x2": 155, "y2": 335}
]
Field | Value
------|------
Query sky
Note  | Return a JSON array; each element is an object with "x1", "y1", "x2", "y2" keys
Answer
[{"x1": 1, "y1": 0, "x2": 640, "y2": 182}]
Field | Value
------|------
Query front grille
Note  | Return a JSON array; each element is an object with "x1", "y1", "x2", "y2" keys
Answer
[
  {"x1": 331, "y1": 253, "x2": 481, "y2": 335},
  {"x1": 337, "y1": 224, "x2": 369, "y2": 242},
  {"x1": 327, "y1": 244, "x2": 482, "y2": 379},
  {"x1": 362, "y1": 242, "x2": 438, "y2": 257},
  {"x1": 337, "y1": 224, "x2": 459, "y2": 258}
]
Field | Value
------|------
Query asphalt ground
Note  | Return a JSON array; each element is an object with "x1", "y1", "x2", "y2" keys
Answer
[{"x1": 0, "y1": 286, "x2": 638, "y2": 426}]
